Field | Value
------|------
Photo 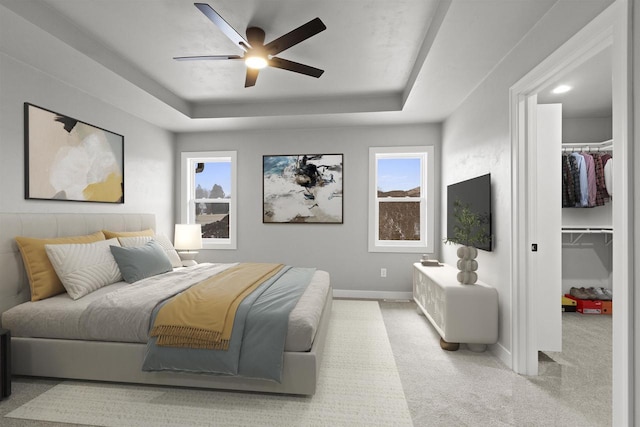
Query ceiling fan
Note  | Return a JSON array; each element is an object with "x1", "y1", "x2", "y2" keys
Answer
[{"x1": 175, "y1": 3, "x2": 326, "y2": 88}]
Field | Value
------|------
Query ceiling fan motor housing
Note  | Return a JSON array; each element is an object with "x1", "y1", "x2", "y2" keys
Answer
[{"x1": 246, "y1": 27, "x2": 266, "y2": 46}]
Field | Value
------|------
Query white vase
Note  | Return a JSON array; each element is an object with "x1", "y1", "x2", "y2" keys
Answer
[{"x1": 456, "y1": 246, "x2": 478, "y2": 284}]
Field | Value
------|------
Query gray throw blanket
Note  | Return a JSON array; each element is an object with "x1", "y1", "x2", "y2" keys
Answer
[{"x1": 142, "y1": 266, "x2": 316, "y2": 382}]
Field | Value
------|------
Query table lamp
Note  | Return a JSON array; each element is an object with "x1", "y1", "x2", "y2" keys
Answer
[{"x1": 174, "y1": 224, "x2": 203, "y2": 267}]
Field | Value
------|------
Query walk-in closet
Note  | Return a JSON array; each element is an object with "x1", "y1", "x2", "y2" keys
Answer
[
  {"x1": 561, "y1": 136, "x2": 613, "y2": 304},
  {"x1": 536, "y1": 45, "x2": 613, "y2": 424}
]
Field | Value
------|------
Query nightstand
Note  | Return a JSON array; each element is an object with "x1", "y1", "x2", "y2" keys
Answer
[{"x1": 0, "y1": 328, "x2": 10, "y2": 399}]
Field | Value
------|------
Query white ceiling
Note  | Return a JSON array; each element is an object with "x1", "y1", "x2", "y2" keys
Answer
[
  {"x1": 537, "y1": 46, "x2": 612, "y2": 118},
  {"x1": 3, "y1": 0, "x2": 594, "y2": 132}
]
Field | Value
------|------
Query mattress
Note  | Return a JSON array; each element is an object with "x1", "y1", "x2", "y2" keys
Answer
[{"x1": 1, "y1": 267, "x2": 330, "y2": 352}]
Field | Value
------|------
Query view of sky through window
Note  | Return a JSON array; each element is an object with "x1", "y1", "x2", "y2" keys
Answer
[
  {"x1": 377, "y1": 157, "x2": 421, "y2": 192},
  {"x1": 195, "y1": 162, "x2": 231, "y2": 197}
]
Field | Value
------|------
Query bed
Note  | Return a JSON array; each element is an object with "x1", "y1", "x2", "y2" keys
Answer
[{"x1": 0, "y1": 213, "x2": 332, "y2": 395}]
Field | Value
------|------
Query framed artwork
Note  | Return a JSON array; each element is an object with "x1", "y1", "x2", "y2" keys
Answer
[
  {"x1": 24, "y1": 103, "x2": 124, "y2": 203},
  {"x1": 263, "y1": 154, "x2": 343, "y2": 223}
]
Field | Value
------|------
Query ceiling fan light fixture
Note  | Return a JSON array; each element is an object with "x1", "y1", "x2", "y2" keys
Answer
[{"x1": 245, "y1": 55, "x2": 268, "y2": 70}]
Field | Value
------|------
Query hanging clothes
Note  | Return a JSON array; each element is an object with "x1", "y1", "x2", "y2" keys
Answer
[
  {"x1": 561, "y1": 150, "x2": 612, "y2": 208},
  {"x1": 602, "y1": 154, "x2": 613, "y2": 197},
  {"x1": 580, "y1": 152, "x2": 597, "y2": 207},
  {"x1": 562, "y1": 154, "x2": 577, "y2": 207},
  {"x1": 570, "y1": 152, "x2": 588, "y2": 207},
  {"x1": 592, "y1": 153, "x2": 609, "y2": 206}
]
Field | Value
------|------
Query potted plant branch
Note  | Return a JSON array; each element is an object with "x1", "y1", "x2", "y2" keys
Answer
[{"x1": 444, "y1": 200, "x2": 490, "y2": 284}]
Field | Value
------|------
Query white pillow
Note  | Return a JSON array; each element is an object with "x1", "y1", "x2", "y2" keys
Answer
[
  {"x1": 45, "y1": 238, "x2": 123, "y2": 300},
  {"x1": 118, "y1": 234, "x2": 182, "y2": 268}
]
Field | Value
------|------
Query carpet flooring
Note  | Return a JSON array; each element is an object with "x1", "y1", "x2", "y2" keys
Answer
[
  {"x1": 0, "y1": 300, "x2": 612, "y2": 426},
  {"x1": 380, "y1": 301, "x2": 612, "y2": 426},
  {"x1": 3, "y1": 300, "x2": 412, "y2": 427}
]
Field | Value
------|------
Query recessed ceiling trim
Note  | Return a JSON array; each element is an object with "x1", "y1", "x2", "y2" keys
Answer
[
  {"x1": 191, "y1": 93, "x2": 404, "y2": 119},
  {"x1": 0, "y1": 0, "x2": 191, "y2": 117},
  {"x1": 402, "y1": 0, "x2": 452, "y2": 107}
]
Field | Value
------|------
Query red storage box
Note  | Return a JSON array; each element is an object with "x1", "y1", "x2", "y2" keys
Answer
[
  {"x1": 601, "y1": 301, "x2": 612, "y2": 315},
  {"x1": 563, "y1": 294, "x2": 602, "y2": 314}
]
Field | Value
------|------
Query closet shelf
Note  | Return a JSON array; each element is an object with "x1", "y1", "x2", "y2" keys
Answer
[
  {"x1": 561, "y1": 227, "x2": 613, "y2": 234},
  {"x1": 561, "y1": 139, "x2": 612, "y2": 152},
  {"x1": 562, "y1": 227, "x2": 613, "y2": 246}
]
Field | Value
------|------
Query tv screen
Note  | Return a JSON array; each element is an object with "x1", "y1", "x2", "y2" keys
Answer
[{"x1": 446, "y1": 173, "x2": 492, "y2": 251}]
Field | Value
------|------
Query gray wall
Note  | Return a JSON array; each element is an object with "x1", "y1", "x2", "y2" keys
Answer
[
  {"x1": 176, "y1": 123, "x2": 441, "y2": 297},
  {"x1": 562, "y1": 116, "x2": 613, "y2": 143},
  {"x1": 0, "y1": 7, "x2": 175, "y2": 234},
  {"x1": 441, "y1": 0, "x2": 614, "y2": 359}
]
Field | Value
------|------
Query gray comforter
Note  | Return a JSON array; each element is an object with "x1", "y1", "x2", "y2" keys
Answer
[{"x1": 79, "y1": 263, "x2": 236, "y2": 342}]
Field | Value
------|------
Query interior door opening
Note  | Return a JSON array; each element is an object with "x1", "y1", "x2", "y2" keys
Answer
[{"x1": 510, "y1": 2, "x2": 632, "y2": 424}]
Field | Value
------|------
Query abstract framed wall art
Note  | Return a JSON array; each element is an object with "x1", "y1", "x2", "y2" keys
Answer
[
  {"x1": 263, "y1": 154, "x2": 343, "y2": 223},
  {"x1": 24, "y1": 103, "x2": 124, "y2": 203}
]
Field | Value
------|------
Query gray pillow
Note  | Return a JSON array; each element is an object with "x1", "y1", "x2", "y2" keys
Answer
[{"x1": 110, "y1": 240, "x2": 173, "y2": 283}]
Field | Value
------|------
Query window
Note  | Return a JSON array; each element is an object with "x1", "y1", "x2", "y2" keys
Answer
[
  {"x1": 180, "y1": 151, "x2": 237, "y2": 250},
  {"x1": 368, "y1": 146, "x2": 434, "y2": 253}
]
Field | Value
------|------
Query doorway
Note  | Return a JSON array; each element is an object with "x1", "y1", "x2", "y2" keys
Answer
[
  {"x1": 509, "y1": 1, "x2": 632, "y2": 425},
  {"x1": 536, "y1": 46, "x2": 614, "y2": 422}
]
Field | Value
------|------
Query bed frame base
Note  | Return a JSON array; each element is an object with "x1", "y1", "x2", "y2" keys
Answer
[{"x1": 11, "y1": 292, "x2": 332, "y2": 396}]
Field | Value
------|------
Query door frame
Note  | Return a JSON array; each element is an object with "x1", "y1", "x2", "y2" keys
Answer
[{"x1": 509, "y1": 1, "x2": 633, "y2": 425}]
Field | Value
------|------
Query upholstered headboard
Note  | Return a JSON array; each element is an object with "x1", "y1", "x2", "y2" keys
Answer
[{"x1": 0, "y1": 213, "x2": 155, "y2": 315}]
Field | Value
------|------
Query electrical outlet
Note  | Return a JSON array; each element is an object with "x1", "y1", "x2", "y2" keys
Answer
[{"x1": 381, "y1": 268, "x2": 387, "y2": 278}]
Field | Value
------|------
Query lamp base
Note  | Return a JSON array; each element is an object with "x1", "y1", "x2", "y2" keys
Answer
[{"x1": 178, "y1": 251, "x2": 198, "y2": 267}]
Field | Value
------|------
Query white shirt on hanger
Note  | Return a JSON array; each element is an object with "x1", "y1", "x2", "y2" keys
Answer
[{"x1": 604, "y1": 158, "x2": 613, "y2": 197}]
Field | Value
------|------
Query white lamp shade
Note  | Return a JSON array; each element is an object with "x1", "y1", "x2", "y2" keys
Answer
[{"x1": 174, "y1": 224, "x2": 203, "y2": 250}]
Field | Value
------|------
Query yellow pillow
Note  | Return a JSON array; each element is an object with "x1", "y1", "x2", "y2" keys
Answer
[
  {"x1": 15, "y1": 231, "x2": 106, "y2": 301},
  {"x1": 102, "y1": 229, "x2": 155, "y2": 239}
]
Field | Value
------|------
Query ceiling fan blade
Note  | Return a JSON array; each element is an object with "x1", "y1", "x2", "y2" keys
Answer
[
  {"x1": 264, "y1": 17, "x2": 326, "y2": 56},
  {"x1": 173, "y1": 55, "x2": 242, "y2": 61},
  {"x1": 245, "y1": 68, "x2": 259, "y2": 87},
  {"x1": 269, "y1": 57, "x2": 324, "y2": 78},
  {"x1": 194, "y1": 3, "x2": 251, "y2": 51}
]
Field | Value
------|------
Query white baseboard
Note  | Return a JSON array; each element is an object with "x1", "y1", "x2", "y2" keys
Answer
[
  {"x1": 332, "y1": 289, "x2": 413, "y2": 301},
  {"x1": 489, "y1": 341, "x2": 512, "y2": 369}
]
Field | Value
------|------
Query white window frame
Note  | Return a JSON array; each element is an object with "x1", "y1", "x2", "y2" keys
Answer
[
  {"x1": 368, "y1": 146, "x2": 435, "y2": 253},
  {"x1": 180, "y1": 151, "x2": 237, "y2": 250}
]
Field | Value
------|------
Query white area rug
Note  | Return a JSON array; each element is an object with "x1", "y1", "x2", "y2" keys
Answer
[{"x1": 6, "y1": 300, "x2": 413, "y2": 426}]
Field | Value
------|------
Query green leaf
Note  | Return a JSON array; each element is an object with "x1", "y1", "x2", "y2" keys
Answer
[{"x1": 444, "y1": 199, "x2": 490, "y2": 248}]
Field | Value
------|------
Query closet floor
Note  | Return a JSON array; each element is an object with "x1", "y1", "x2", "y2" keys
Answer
[{"x1": 539, "y1": 312, "x2": 612, "y2": 425}]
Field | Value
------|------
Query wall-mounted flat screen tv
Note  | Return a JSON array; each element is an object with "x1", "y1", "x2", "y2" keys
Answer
[{"x1": 446, "y1": 173, "x2": 492, "y2": 251}]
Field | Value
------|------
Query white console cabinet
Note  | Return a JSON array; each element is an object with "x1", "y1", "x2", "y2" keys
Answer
[{"x1": 413, "y1": 263, "x2": 498, "y2": 351}]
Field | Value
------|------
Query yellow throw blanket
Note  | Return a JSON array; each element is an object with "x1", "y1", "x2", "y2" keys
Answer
[{"x1": 149, "y1": 263, "x2": 283, "y2": 350}]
